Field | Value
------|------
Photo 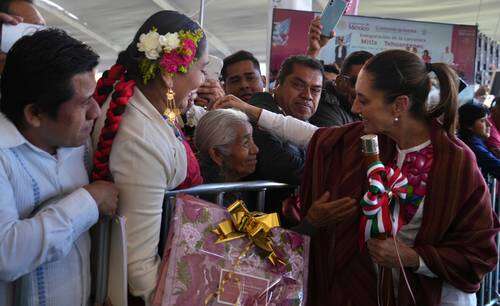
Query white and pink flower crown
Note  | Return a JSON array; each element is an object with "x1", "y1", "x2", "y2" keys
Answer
[{"x1": 136, "y1": 27, "x2": 204, "y2": 84}]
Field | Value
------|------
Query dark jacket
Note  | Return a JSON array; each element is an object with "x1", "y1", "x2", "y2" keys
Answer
[
  {"x1": 335, "y1": 45, "x2": 347, "y2": 64},
  {"x1": 245, "y1": 92, "x2": 304, "y2": 214},
  {"x1": 309, "y1": 81, "x2": 360, "y2": 127},
  {"x1": 459, "y1": 131, "x2": 500, "y2": 179},
  {"x1": 198, "y1": 157, "x2": 257, "y2": 210}
]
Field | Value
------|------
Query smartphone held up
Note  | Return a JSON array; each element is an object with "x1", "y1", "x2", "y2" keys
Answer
[{"x1": 320, "y1": 0, "x2": 349, "y2": 38}]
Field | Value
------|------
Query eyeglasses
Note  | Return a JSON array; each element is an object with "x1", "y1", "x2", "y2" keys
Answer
[
  {"x1": 335, "y1": 73, "x2": 357, "y2": 88},
  {"x1": 287, "y1": 79, "x2": 323, "y2": 96}
]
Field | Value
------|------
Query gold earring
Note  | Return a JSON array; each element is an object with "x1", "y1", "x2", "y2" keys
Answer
[{"x1": 164, "y1": 88, "x2": 180, "y2": 124}]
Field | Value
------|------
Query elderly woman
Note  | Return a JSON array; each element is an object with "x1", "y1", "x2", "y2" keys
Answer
[
  {"x1": 458, "y1": 102, "x2": 500, "y2": 179},
  {"x1": 194, "y1": 109, "x2": 259, "y2": 205},
  {"x1": 195, "y1": 108, "x2": 258, "y2": 183},
  {"x1": 216, "y1": 49, "x2": 499, "y2": 306}
]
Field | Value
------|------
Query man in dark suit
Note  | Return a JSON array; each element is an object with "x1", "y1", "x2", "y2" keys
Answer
[{"x1": 334, "y1": 36, "x2": 347, "y2": 66}]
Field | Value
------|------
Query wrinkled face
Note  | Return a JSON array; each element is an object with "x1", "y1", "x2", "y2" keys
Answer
[
  {"x1": 173, "y1": 47, "x2": 209, "y2": 113},
  {"x1": 274, "y1": 63, "x2": 323, "y2": 121},
  {"x1": 37, "y1": 71, "x2": 100, "y2": 150},
  {"x1": 223, "y1": 60, "x2": 265, "y2": 102},
  {"x1": 351, "y1": 69, "x2": 395, "y2": 134},
  {"x1": 471, "y1": 116, "x2": 491, "y2": 139},
  {"x1": 222, "y1": 123, "x2": 259, "y2": 180}
]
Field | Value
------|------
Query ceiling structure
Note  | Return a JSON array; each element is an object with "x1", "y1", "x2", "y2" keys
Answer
[{"x1": 34, "y1": 0, "x2": 500, "y2": 72}]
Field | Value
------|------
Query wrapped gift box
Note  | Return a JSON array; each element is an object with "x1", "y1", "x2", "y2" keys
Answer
[{"x1": 153, "y1": 195, "x2": 310, "y2": 306}]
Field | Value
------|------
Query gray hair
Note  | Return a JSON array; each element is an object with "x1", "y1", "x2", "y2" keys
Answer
[{"x1": 194, "y1": 108, "x2": 251, "y2": 158}]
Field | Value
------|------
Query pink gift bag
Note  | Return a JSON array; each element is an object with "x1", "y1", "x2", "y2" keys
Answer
[{"x1": 152, "y1": 195, "x2": 310, "y2": 306}]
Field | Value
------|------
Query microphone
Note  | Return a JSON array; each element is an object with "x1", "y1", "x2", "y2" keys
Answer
[
  {"x1": 360, "y1": 134, "x2": 380, "y2": 167},
  {"x1": 361, "y1": 134, "x2": 396, "y2": 305},
  {"x1": 360, "y1": 134, "x2": 387, "y2": 241}
]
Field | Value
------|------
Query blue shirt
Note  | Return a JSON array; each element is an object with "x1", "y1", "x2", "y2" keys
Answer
[
  {"x1": 459, "y1": 132, "x2": 500, "y2": 179},
  {"x1": 0, "y1": 113, "x2": 99, "y2": 306}
]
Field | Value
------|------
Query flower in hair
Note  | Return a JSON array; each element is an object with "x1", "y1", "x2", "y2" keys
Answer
[
  {"x1": 159, "y1": 32, "x2": 180, "y2": 52},
  {"x1": 137, "y1": 30, "x2": 162, "y2": 60},
  {"x1": 137, "y1": 27, "x2": 204, "y2": 84}
]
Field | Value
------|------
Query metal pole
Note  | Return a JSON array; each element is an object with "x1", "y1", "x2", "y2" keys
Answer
[
  {"x1": 216, "y1": 192, "x2": 225, "y2": 206},
  {"x1": 199, "y1": 0, "x2": 206, "y2": 27},
  {"x1": 265, "y1": 0, "x2": 274, "y2": 91},
  {"x1": 158, "y1": 196, "x2": 176, "y2": 256},
  {"x1": 257, "y1": 189, "x2": 267, "y2": 212}
]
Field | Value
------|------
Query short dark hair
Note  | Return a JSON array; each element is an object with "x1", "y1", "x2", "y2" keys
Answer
[
  {"x1": 221, "y1": 50, "x2": 261, "y2": 81},
  {"x1": 0, "y1": 28, "x2": 99, "y2": 127},
  {"x1": 340, "y1": 50, "x2": 373, "y2": 74},
  {"x1": 277, "y1": 55, "x2": 324, "y2": 85},
  {"x1": 324, "y1": 64, "x2": 340, "y2": 74},
  {"x1": 0, "y1": 0, "x2": 34, "y2": 14},
  {"x1": 459, "y1": 102, "x2": 488, "y2": 131}
]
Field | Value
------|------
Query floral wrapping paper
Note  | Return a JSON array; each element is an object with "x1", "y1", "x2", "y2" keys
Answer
[{"x1": 152, "y1": 195, "x2": 310, "y2": 306}]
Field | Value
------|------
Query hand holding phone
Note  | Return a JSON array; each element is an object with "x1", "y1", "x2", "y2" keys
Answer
[
  {"x1": 307, "y1": 16, "x2": 334, "y2": 58},
  {"x1": 320, "y1": 0, "x2": 349, "y2": 38},
  {"x1": 205, "y1": 55, "x2": 223, "y2": 81}
]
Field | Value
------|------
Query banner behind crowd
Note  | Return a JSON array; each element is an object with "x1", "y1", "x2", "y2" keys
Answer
[{"x1": 270, "y1": 8, "x2": 477, "y2": 83}]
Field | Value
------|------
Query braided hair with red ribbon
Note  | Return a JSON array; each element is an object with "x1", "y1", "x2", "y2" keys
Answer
[
  {"x1": 91, "y1": 64, "x2": 136, "y2": 181},
  {"x1": 91, "y1": 11, "x2": 206, "y2": 183}
]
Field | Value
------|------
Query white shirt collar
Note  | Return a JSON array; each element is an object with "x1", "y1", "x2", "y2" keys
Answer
[
  {"x1": 396, "y1": 139, "x2": 431, "y2": 168},
  {"x1": 396, "y1": 139, "x2": 431, "y2": 155},
  {"x1": 0, "y1": 112, "x2": 84, "y2": 161},
  {"x1": 0, "y1": 112, "x2": 28, "y2": 149}
]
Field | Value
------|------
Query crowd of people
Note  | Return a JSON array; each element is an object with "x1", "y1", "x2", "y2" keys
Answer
[{"x1": 0, "y1": 2, "x2": 498, "y2": 306}]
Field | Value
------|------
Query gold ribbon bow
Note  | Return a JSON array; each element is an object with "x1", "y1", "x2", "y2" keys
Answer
[{"x1": 211, "y1": 200, "x2": 285, "y2": 265}]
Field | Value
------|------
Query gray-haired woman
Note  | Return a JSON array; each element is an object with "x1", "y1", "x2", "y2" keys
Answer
[{"x1": 195, "y1": 108, "x2": 259, "y2": 185}]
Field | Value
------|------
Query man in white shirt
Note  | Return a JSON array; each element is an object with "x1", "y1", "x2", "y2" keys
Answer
[{"x1": 0, "y1": 28, "x2": 118, "y2": 306}]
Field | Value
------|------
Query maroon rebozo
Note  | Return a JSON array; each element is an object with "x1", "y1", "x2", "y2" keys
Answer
[{"x1": 300, "y1": 121, "x2": 499, "y2": 306}]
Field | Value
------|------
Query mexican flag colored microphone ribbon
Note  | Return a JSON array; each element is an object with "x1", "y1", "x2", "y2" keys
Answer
[{"x1": 359, "y1": 134, "x2": 409, "y2": 248}]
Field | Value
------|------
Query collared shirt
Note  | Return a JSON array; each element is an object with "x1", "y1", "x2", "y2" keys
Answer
[
  {"x1": 92, "y1": 89, "x2": 187, "y2": 304},
  {"x1": 0, "y1": 113, "x2": 99, "y2": 306}
]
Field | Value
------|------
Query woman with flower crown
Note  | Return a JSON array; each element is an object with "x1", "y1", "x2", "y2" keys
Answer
[{"x1": 91, "y1": 11, "x2": 208, "y2": 305}]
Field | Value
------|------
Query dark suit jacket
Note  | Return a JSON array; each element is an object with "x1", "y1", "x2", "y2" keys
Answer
[
  {"x1": 245, "y1": 92, "x2": 304, "y2": 213},
  {"x1": 335, "y1": 45, "x2": 347, "y2": 64},
  {"x1": 309, "y1": 82, "x2": 360, "y2": 127}
]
